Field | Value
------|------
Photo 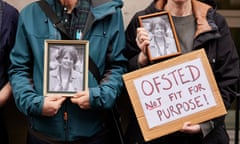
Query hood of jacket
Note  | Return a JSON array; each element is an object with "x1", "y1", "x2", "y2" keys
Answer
[{"x1": 90, "y1": 0, "x2": 123, "y2": 20}]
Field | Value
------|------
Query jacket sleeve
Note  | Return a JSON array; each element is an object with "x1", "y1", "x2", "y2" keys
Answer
[
  {"x1": 124, "y1": 13, "x2": 142, "y2": 72},
  {"x1": 5, "y1": 3, "x2": 19, "y2": 61},
  {"x1": 214, "y1": 13, "x2": 239, "y2": 111},
  {"x1": 0, "y1": 3, "x2": 19, "y2": 85},
  {"x1": 8, "y1": 15, "x2": 44, "y2": 116},
  {"x1": 89, "y1": 8, "x2": 127, "y2": 109}
]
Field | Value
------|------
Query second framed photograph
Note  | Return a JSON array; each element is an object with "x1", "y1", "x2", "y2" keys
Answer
[
  {"x1": 139, "y1": 11, "x2": 181, "y2": 61},
  {"x1": 43, "y1": 40, "x2": 89, "y2": 97}
]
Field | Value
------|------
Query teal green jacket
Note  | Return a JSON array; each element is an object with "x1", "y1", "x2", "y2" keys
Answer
[{"x1": 8, "y1": 0, "x2": 127, "y2": 141}]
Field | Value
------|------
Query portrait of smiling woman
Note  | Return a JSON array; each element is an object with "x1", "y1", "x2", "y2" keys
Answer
[
  {"x1": 48, "y1": 45, "x2": 83, "y2": 92},
  {"x1": 150, "y1": 18, "x2": 177, "y2": 57}
]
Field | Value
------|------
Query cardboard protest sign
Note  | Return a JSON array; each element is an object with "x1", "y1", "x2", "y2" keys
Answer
[{"x1": 122, "y1": 49, "x2": 226, "y2": 142}]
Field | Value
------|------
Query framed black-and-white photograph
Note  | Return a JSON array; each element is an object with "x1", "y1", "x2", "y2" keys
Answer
[
  {"x1": 139, "y1": 11, "x2": 181, "y2": 61},
  {"x1": 43, "y1": 40, "x2": 89, "y2": 97}
]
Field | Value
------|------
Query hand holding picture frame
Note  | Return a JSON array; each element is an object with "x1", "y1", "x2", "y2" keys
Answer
[
  {"x1": 138, "y1": 11, "x2": 181, "y2": 61},
  {"x1": 43, "y1": 40, "x2": 89, "y2": 97}
]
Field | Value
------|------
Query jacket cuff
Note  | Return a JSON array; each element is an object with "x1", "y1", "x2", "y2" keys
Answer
[
  {"x1": 89, "y1": 87, "x2": 101, "y2": 108},
  {"x1": 200, "y1": 120, "x2": 215, "y2": 137},
  {"x1": 31, "y1": 96, "x2": 44, "y2": 116}
]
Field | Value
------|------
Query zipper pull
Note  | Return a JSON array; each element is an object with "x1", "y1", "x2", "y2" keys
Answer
[{"x1": 64, "y1": 112, "x2": 68, "y2": 121}]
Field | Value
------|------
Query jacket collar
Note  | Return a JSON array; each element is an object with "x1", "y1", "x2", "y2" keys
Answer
[
  {"x1": 192, "y1": 0, "x2": 212, "y2": 37},
  {"x1": 82, "y1": 0, "x2": 123, "y2": 38},
  {"x1": 45, "y1": 0, "x2": 123, "y2": 19},
  {"x1": 144, "y1": 1, "x2": 162, "y2": 13},
  {"x1": 91, "y1": 0, "x2": 123, "y2": 20},
  {"x1": 156, "y1": 0, "x2": 213, "y2": 37},
  {"x1": 91, "y1": 0, "x2": 113, "y2": 8},
  {"x1": 45, "y1": 0, "x2": 123, "y2": 38}
]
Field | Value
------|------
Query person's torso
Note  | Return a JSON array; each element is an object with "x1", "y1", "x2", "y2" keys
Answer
[{"x1": 18, "y1": 0, "x2": 124, "y2": 140}]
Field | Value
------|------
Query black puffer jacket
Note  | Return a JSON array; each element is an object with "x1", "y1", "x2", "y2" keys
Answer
[{"x1": 124, "y1": 0, "x2": 239, "y2": 144}]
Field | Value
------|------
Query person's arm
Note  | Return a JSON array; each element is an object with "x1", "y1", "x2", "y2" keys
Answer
[
  {"x1": 0, "y1": 82, "x2": 12, "y2": 107},
  {"x1": 213, "y1": 13, "x2": 239, "y2": 110},
  {"x1": 181, "y1": 13, "x2": 240, "y2": 136},
  {"x1": 200, "y1": 121, "x2": 214, "y2": 136},
  {"x1": 90, "y1": 8, "x2": 127, "y2": 109},
  {"x1": 204, "y1": 13, "x2": 239, "y2": 136},
  {"x1": 124, "y1": 13, "x2": 150, "y2": 71},
  {"x1": 8, "y1": 3, "x2": 67, "y2": 117},
  {"x1": 124, "y1": 15, "x2": 144, "y2": 71},
  {"x1": 180, "y1": 121, "x2": 214, "y2": 136},
  {"x1": 8, "y1": 15, "x2": 43, "y2": 116},
  {"x1": 0, "y1": 3, "x2": 18, "y2": 107}
]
